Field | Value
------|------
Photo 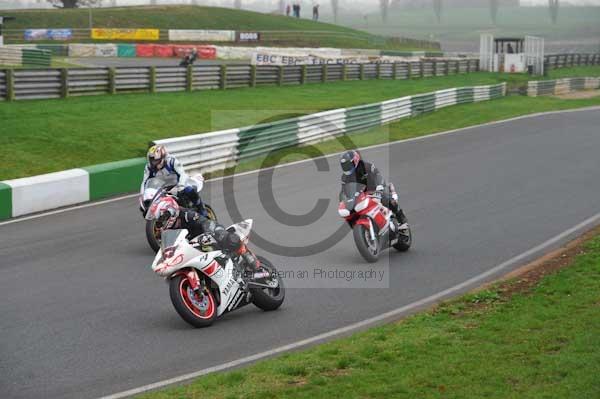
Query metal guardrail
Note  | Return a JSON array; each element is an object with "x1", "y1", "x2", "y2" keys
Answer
[
  {"x1": 153, "y1": 83, "x2": 507, "y2": 175},
  {"x1": 544, "y1": 53, "x2": 600, "y2": 70},
  {"x1": 527, "y1": 77, "x2": 600, "y2": 97},
  {"x1": 0, "y1": 58, "x2": 480, "y2": 101}
]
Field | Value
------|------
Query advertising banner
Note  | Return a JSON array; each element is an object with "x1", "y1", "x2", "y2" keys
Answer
[
  {"x1": 91, "y1": 28, "x2": 159, "y2": 41},
  {"x1": 94, "y1": 44, "x2": 117, "y2": 57},
  {"x1": 237, "y1": 32, "x2": 261, "y2": 42},
  {"x1": 24, "y1": 29, "x2": 73, "y2": 41},
  {"x1": 251, "y1": 53, "x2": 380, "y2": 66},
  {"x1": 168, "y1": 29, "x2": 235, "y2": 42}
]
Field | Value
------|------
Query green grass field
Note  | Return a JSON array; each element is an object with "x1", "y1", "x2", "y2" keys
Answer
[
  {"x1": 138, "y1": 232, "x2": 600, "y2": 399},
  {"x1": 0, "y1": 5, "x2": 421, "y2": 50},
  {"x1": 1, "y1": 66, "x2": 599, "y2": 181}
]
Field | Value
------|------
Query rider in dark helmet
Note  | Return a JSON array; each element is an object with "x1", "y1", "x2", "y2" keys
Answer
[
  {"x1": 339, "y1": 150, "x2": 408, "y2": 225},
  {"x1": 155, "y1": 203, "x2": 260, "y2": 270}
]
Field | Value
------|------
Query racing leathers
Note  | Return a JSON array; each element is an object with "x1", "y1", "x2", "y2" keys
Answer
[
  {"x1": 140, "y1": 154, "x2": 206, "y2": 214},
  {"x1": 340, "y1": 160, "x2": 408, "y2": 225},
  {"x1": 172, "y1": 208, "x2": 259, "y2": 270}
]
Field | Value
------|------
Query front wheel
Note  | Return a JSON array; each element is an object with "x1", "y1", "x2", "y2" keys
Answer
[
  {"x1": 251, "y1": 256, "x2": 285, "y2": 311},
  {"x1": 145, "y1": 219, "x2": 161, "y2": 252},
  {"x1": 169, "y1": 274, "x2": 217, "y2": 328},
  {"x1": 353, "y1": 224, "x2": 380, "y2": 263},
  {"x1": 204, "y1": 204, "x2": 217, "y2": 222}
]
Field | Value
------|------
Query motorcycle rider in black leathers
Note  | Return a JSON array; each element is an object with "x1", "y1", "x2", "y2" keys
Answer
[
  {"x1": 156, "y1": 205, "x2": 260, "y2": 270},
  {"x1": 339, "y1": 150, "x2": 408, "y2": 225}
]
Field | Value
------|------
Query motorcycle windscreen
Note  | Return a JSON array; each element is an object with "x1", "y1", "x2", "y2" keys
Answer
[
  {"x1": 342, "y1": 182, "x2": 366, "y2": 211},
  {"x1": 160, "y1": 229, "x2": 187, "y2": 252},
  {"x1": 146, "y1": 175, "x2": 179, "y2": 190}
]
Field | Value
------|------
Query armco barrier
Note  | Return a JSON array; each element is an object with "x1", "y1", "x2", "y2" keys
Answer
[
  {"x1": 0, "y1": 159, "x2": 146, "y2": 220},
  {"x1": 153, "y1": 83, "x2": 507, "y2": 175},
  {"x1": 0, "y1": 83, "x2": 505, "y2": 220},
  {"x1": 0, "y1": 59, "x2": 480, "y2": 101},
  {"x1": 527, "y1": 77, "x2": 600, "y2": 97}
]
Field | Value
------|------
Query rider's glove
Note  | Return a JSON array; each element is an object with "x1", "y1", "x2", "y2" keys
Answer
[{"x1": 373, "y1": 184, "x2": 384, "y2": 200}]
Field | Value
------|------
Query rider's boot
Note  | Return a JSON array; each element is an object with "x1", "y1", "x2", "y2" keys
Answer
[{"x1": 238, "y1": 245, "x2": 260, "y2": 271}]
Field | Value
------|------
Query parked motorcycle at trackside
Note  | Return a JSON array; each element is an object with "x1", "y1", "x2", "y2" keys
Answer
[
  {"x1": 140, "y1": 175, "x2": 217, "y2": 252},
  {"x1": 338, "y1": 182, "x2": 411, "y2": 263},
  {"x1": 151, "y1": 220, "x2": 285, "y2": 327}
]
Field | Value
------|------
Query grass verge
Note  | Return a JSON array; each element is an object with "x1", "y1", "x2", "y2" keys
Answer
[
  {"x1": 138, "y1": 228, "x2": 600, "y2": 399},
  {"x1": 1, "y1": 66, "x2": 599, "y2": 181}
]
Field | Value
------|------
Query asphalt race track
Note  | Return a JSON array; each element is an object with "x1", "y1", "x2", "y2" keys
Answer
[{"x1": 1, "y1": 109, "x2": 599, "y2": 399}]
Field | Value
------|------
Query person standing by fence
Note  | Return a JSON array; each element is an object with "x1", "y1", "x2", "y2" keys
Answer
[
  {"x1": 286, "y1": 3, "x2": 291, "y2": 16},
  {"x1": 313, "y1": 3, "x2": 319, "y2": 20}
]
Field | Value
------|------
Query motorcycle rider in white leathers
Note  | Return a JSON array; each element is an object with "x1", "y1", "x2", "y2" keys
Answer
[{"x1": 140, "y1": 145, "x2": 207, "y2": 215}]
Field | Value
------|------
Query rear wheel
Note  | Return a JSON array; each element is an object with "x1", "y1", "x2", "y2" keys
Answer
[
  {"x1": 169, "y1": 274, "x2": 217, "y2": 328},
  {"x1": 251, "y1": 256, "x2": 285, "y2": 311},
  {"x1": 145, "y1": 219, "x2": 161, "y2": 252},
  {"x1": 353, "y1": 224, "x2": 379, "y2": 263}
]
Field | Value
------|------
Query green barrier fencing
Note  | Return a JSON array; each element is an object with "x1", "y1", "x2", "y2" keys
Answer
[
  {"x1": 456, "y1": 87, "x2": 474, "y2": 104},
  {"x1": 411, "y1": 93, "x2": 436, "y2": 116},
  {"x1": 0, "y1": 182, "x2": 12, "y2": 221},
  {"x1": 345, "y1": 103, "x2": 383, "y2": 133},
  {"x1": 21, "y1": 49, "x2": 51, "y2": 67},
  {"x1": 117, "y1": 44, "x2": 137, "y2": 58},
  {"x1": 36, "y1": 44, "x2": 68, "y2": 57},
  {"x1": 84, "y1": 158, "x2": 146, "y2": 200},
  {"x1": 237, "y1": 119, "x2": 299, "y2": 160}
]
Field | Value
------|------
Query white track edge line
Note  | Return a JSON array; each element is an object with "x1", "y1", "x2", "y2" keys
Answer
[
  {"x1": 99, "y1": 210, "x2": 600, "y2": 399},
  {"x1": 2, "y1": 105, "x2": 598, "y2": 227}
]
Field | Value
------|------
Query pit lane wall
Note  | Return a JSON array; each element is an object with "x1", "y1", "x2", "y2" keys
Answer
[
  {"x1": 0, "y1": 83, "x2": 506, "y2": 221},
  {"x1": 0, "y1": 159, "x2": 145, "y2": 219}
]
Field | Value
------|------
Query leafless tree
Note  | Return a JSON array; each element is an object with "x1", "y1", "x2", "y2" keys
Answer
[
  {"x1": 433, "y1": 0, "x2": 442, "y2": 23},
  {"x1": 490, "y1": 0, "x2": 498, "y2": 25},
  {"x1": 548, "y1": 0, "x2": 559, "y2": 24},
  {"x1": 380, "y1": 0, "x2": 389, "y2": 23},
  {"x1": 331, "y1": 0, "x2": 339, "y2": 23}
]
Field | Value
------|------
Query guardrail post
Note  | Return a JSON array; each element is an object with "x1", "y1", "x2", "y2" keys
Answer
[
  {"x1": 360, "y1": 64, "x2": 365, "y2": 80},
  {"x1": 301, "y1": 65, "x2": 307, "y2": 85},
  {"x1": 342, "y1": 64, "x2": 348, "y2": 81},
  {"x1": 455, "y1": 60, "x2": 460, "y2": 75},
  {"x1": 420, "y1": 61, "x2": 424, "y2": 78},
  {"x1": 444, "y1": 60, "x2": 449, "y2": 76},
  {"x1": 6, "y1": 69, "x2": 15, "y2": 101},
  {"x1": 467, "y1": 60, "x2": 472, "y2": 73},
  {"x1": 60, "y1": 68, "x2": 69, "y2": 98},
  {"x1": 407, "y1": 62, "x2": 412, "y2": 79},
  {"x1": 220, "y1": 65, "x2": 227, "y2": 90},
  {"x1": 322, "y1": 64, "x2": 328, "y2": 83},
  {"x1": 392, "y1": 62, "x2": 398, "y2": 80},
  {"x1": 278, "y1": 65, "x2": 284, "y2": 86},
  {"x1": 250, "y1": 65, "x2": 257, "y2": 87},
  {"x1": 433, "y1": 60, "x2": 437, "y2": 77},
  {"x1": 376, "y1": 63, "x2": 381, "y2": 79},
  {"x1": 108, "y1": 67, "x2": 117, "y2": 95},
  {"x1": 149, "y1": 67, "x2": 156, "y2": 94},
  {"x1": 186, "y1": 65, "x2": 193, "y2": 92}
]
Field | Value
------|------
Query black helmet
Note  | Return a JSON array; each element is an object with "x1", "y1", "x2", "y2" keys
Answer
[{"x1": 340, "y1": 150, "x2": 361, "y2": 176}]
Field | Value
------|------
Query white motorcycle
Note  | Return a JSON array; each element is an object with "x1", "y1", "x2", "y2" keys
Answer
[{"x1": 151, "y1": 220, "x2": 285, "y2": 327}]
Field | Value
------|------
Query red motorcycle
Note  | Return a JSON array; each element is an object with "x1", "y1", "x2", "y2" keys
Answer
[{"x1": 338, "y1": 182, "x2": 411, "y2": 263}]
